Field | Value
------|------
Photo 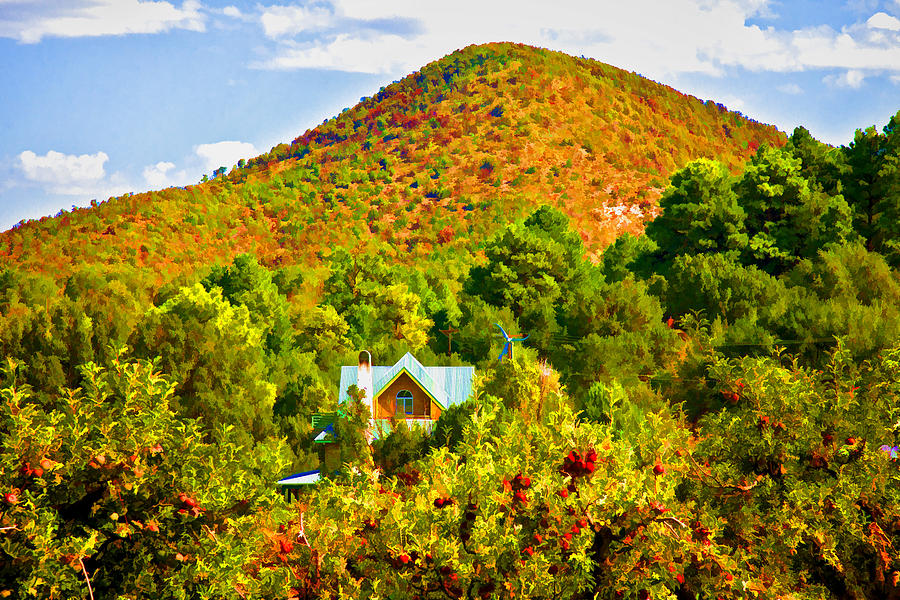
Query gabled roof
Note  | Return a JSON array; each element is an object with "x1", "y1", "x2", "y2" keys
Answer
[
  {"x1": 313, "y1": 423, "x2": 336, "y2": 443},
  {"x1": 338, "y1": 352, "x2": 474, "y2": 409},
  {"x1": 277, "y1": 469, "x2": 321, "y2": 486},
  {"x1": 374, "y1": 352, "x2": 447, "y2": 406}
]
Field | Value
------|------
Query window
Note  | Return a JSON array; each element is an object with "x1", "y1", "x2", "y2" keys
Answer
[{"x1": 396, "y1": 390, "x2": 414, "y2": 415}]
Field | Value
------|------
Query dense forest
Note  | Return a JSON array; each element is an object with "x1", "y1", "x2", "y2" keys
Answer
[{"x1": 1, "y1": 43, "x2": 899, "y2": 599}]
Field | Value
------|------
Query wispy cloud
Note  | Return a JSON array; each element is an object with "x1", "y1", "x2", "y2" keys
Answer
[
  {"x1": 246, "y1": 0, "x2": 900, "y2": 81},
  {"x1": 824, "y1": 69, "x2": 866, "y2": 88},
  {"x1": 0, "y1": 0, "x2": 205, "y2": 43},
  {"x1": 259, "y1": 3, "x2": 336, "y2": 38},
  {"x1": 777, "y1": 82, "x2": 803, "y2": 94}
]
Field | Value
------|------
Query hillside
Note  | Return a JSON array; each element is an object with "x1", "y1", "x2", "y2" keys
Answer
[{"x1": 0, "y1": 42, "x2": 784, "y2": 294}]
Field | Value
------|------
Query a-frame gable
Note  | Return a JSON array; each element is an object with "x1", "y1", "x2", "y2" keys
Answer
[{"x1": 373, "y1": 352, "x2": 449, "y2": 409}]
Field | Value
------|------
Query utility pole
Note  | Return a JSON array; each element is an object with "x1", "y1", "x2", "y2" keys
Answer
[{"x1": 439, "y1": 327, "x2": 459, "y2": 355}]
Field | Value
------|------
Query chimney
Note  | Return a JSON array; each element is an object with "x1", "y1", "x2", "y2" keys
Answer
[{"x1": 357, "y1": 350, "x2": 375, "y2": 420}]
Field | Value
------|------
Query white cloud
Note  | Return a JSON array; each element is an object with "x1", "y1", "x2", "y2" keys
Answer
[
  {"x1": 260, "y1": 4, "x2": 335, "y2": 38},
  {"x1": 777, "y1": 82, "x2": 803, "y2": 94},
  {"x1": 16, "y1": 149, "x2": 133, "y2": 198},
  {"x1": 890, "y1": 74, "x2": 900, "y2": 84},
  {"x1": 142, "y1": 160, "x2": 189, "y2": 188},
  {"x1": 18, "y1": 149, "x2": 107, "y2": 192},
  {"x1": 824, "y1": 69, "x2": 866, "y2": 88},
  {"x1": 223, "y1": 6, "x2": 242, "y2": 18},
  {"x1": 249, "y1": 0, "x2": 900, "y2": 81},
  {"x1": 194, "y1": 141, "x2": 257, "y2": 173},
  {"x1": 2, "y1": 0, "x2": 205, "y2": 43},
  {"x1": 867, "y1": 11, "x2": 900, "y2": 30}
]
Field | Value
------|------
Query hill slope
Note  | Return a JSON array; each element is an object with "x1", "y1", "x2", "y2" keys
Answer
[{"x1": 0, "y1": 42, "x2": 784, "y2": 292}]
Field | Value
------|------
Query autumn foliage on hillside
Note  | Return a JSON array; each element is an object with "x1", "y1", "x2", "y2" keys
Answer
[{"x1": 0, "y1": 42, "x2": 783, "y2": 296}]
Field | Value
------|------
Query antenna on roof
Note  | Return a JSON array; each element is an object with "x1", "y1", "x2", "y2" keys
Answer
[{"x1": 495, "y1": 323, "x2": 528, "y2": 361}]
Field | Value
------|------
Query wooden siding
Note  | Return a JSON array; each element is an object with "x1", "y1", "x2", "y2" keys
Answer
[{"x1": 375, "y1": 371, "x2": 442, "y2": 421}]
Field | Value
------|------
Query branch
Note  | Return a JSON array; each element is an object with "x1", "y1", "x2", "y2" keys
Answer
[
  {"x1": 297, "y1": 511, "x2": 310, "y2": 547},
  {"x1": 79, "y1": 557, "x2": 95, "y2": 600},
  {"x1": 687, "y1": 452, "x2": 761, "y2": 495}
]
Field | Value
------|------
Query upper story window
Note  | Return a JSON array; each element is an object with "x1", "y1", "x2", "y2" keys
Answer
[{"x1": 396, "y1": 389, "x2": 414, "y2": 415}]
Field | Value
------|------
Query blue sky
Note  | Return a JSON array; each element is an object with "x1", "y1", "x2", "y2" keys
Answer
[{"x1": 1, "y1": 0, "x2": 899, "y2": 232}]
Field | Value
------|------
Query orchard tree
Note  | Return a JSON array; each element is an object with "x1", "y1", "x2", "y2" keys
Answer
[
  {"x1": 0, "y1": 355, "x2": 294, "y2": 599},
  {"x1": 280, "y1": 361, "x2": 774, "y2": 600},
  {"x1": 683, "y1": 342, "x2": 900, "y2": 599}
]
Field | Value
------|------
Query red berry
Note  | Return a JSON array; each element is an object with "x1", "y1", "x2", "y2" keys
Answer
[
  {"x1": 557, "y1": 489, "x2": 569, "y2": 498},
  {"x1": 653, "y1": 463, "x2": 665, "y2": 476},
  {"x1": 398, "y1": 553, "x2": 410, "y2": 564},
  {"x1": 560, "y1": 539, "x2": 570, "y2": 551},
  {"x1": 279, "y1": 539, "x2": 294, "y2": 554},
  {"x1": 533, "y1": 533, "x2": 543, "y2": 544},
  {"x1": 3, "y1": 492, "x2": 18, "y2": 504},
  {"x1": 434, "y1": 498, "x2": 444, "y2": 508},
  {"x1": 32, "y1": 468, "x2": 43, "y2": 478},
  {"x1": 846, "y1": 437, "x2": 857, "y2": 445},
  {"x1": 514, "y1": 491, "x2": 527, "y2": 503},
  {"x1": 578, "y1": 518, "x2": 588, "y2": 528},
  {"x1": 676, "y1": 573, "x2": 685, "y2": 584},
  {"x1": 522, "y1": 546, "x2": 534, "y2": 557},
  {"x1": 521, "y1": 477, "x2": 531, "y2": 488}
]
